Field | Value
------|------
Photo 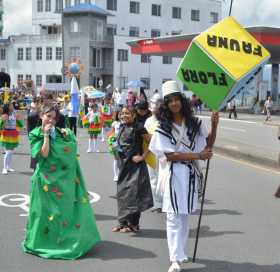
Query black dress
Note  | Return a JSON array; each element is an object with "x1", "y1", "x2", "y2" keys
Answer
[{"x1": 116, "y1": 123, "x2": 153, "y2": 227}]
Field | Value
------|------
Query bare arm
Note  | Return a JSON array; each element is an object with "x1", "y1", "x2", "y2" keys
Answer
[
  {"x1": 40, "y1": 124, "x2": 52, "y2": 158},
  {"x1": 165, "y1": 149, "x2": 212, "y2": 162}
]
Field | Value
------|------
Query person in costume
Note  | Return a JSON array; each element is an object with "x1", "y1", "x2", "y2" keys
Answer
[
  {"x1": 83, "y1": 104, "x2": 102, "y2": 153},
  {"x1": 112, "y1": 106, "x2": 153, "y2": 233},
  {"x1": 144, "y1": 93, "x2": 163, "y2": 212},
  {"x1": 0, "y1": 103, "x2": 24, "y2": 175},
  {"x1": 108, "y1": 109, "x2": 122, "y2": 182},
  {"x1": 101, "y1": 96, "x2": 114, "y2": 142},
  {"x1": 22, "y1": 105, "x2": 100, "y2": 259},
  {"x1": 149, "y1": 81, "x2": 219, "y2": 272}
]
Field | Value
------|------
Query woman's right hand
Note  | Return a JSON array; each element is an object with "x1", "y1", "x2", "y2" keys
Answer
[
  {"x1": 1, "y1": 114, "x2": 8, "y2": 121},
  {"x1": 198, "y1": 149, "x2": 213, "y2": 160},
  {"x1": 42, "y1": 123, "x2": 52, "y2": 135}
]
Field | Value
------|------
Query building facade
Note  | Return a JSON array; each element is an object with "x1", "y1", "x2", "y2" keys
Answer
[{"x1": 0, "y1": 0, "x2": 222, "y2": 91}]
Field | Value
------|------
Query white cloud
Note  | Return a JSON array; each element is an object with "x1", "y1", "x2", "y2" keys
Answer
[
  {"x1": 222, "y1": 0, "x2": 280, "y2": 27},
  {"x1": 3, "y1": 0, "x2": 32, "y2": 37}
]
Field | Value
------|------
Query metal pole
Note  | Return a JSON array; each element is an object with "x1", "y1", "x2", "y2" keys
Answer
[
  {"x1": 193, "y1": 158, "x2": 211, "y2": 263},
  {"x1": 229, "y1": 0, "x2": 234, "y2": 16}
]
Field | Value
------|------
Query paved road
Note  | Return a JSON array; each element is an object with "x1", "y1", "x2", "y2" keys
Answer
[
  {"x1": 198, "y1": 113, "x2": 279, "y2": 167},
  {"x1": 0, "y1": 129, "x2": 280, "y2": 272}
]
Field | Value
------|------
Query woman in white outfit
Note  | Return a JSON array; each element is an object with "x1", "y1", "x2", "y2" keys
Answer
[{"x1": 149, "y1": 81, "x2": 219, "y2": 272}]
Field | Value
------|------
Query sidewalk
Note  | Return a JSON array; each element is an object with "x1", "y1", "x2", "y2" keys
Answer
[{"x1": 199, "y1": 111, "x2": 280, "y2": 170}]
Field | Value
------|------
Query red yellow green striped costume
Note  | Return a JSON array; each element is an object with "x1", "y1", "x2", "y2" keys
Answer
[
  {"x1": 101, "y1": 105, "x2": 113, "y2": 128},
  {"x1": 82, "y1": 113, "x2": 101, "y2": 137},
  {"x1": 0, "y1": 116, "x2": 24, "y2": 149}
]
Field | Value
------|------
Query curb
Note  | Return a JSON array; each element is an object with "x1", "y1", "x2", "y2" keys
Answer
[{"x1": 214, "y1": 146, "x2": 278, "y2": 170}]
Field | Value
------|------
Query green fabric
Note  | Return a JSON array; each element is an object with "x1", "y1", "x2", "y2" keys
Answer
[
  {"x1": 22, "y1": 127, "x2": 100, "y2": 259},
  {"x1": 0, "y1": 142, "x2": 19, "y2": 149},
  {"x1": 16, "y1": 119, "x2": 24, "y2": 128},
  {"x1": 0, "y1": 119, "x2": 4, "y2": 130}
]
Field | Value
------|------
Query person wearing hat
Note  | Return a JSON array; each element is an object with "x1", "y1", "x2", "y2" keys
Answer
[{"x1": 149, "y1": 81, "x2": 219, "y2": 272}]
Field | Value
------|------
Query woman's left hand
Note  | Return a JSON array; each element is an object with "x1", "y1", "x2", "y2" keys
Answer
[{"x1": 132, "y1": 155, "x2": 144, "y2": 163}]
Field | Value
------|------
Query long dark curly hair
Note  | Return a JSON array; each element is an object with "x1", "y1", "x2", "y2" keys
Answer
[{"x1": 156, "y1": 92, "x2": 198, "y2": 133}]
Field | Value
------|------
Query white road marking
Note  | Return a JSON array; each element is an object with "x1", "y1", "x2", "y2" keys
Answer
[
  {"x1": 198, "y1": 115, "x2": 257, "y2": 124},
  {"x1": 0, "y1": 191, "x2": 101, "y2": 217},
  {"x1": 220, "y1": 126, "x2": 246, "y2": 133}
]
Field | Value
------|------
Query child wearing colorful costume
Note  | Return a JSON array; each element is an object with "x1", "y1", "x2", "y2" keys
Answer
[
  {"x1": 83, "y1": 104, "x2": 102, "y2": 153},
  {"x1": 107, "y1": 110, "x2": 121, "y2": 181},
  {"x1": 101, "y1": 97, "x2": 113, "y2": 142},
  {"x1": 0, "y1": 103, "x2": 24, "y2": 175}
]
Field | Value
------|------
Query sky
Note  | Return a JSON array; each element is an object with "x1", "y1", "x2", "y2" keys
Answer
[{"x1": 2, "y1": 0, "x2": 280, "y2": 36}]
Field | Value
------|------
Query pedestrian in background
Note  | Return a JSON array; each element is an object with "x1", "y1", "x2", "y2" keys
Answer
[
  {"x1": 264, "y1": 96, "x2": 273, "y2": 122},
  {"x1": 228, "y1": 99, "x2": 237, "y2": 119},
  {"x1": 149, "y1": 81, "x2": 219, "y2": 272}
]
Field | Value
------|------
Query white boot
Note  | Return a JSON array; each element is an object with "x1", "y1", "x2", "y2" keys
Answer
[
  {"x1": 168, "y1": 262, "x2": 181, "y2": 272},
  {"x1": 87, "y1": 139, "x2": 92, "y2": 153},
  {"x1": 93, "y1": 139, "x2": 99, "y2": 152},
  {"x1": 2, "y1": 150, "x2": 9, "y2": 175}
]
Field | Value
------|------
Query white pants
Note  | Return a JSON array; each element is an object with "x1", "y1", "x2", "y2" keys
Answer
[
  {"x1": 147, "y1": 165, "x2": 162, "y2": 209},
  {"x1": 3, "y1": 149, "x2": 13, "y2": 170},
  {"x1": 166, "y1": 213, "x2": 190, "y2": 262}
]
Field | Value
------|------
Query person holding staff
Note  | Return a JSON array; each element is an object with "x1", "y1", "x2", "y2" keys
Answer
[{"x1": 149, "y1": 81, "x2": 219, "y2": 272}]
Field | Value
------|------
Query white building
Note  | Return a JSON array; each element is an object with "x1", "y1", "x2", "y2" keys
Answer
[{"x1": 0, "y1": 0, "x2": 222, "y2": 91}]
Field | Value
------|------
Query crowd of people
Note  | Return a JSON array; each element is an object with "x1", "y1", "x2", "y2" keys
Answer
[{"x1": 0, "y1": 81, "x2": 219, "y2": 272}]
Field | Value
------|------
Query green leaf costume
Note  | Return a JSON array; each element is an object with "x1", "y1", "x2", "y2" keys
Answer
[{"x1": 22, "y1": 127, "x2": 100, "y2": 259}]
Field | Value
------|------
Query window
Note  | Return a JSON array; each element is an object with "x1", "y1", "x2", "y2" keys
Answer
[
  {"x1": 162, "y1": 56, "x2": 172, "y2": 64},
  {"x1": 85, "y1": 0, "x2": 91, "y2": 3},
  {"x1": 130, "y1": 1, "x2": 140, "y2": 14},
  {"x1": 0, "y1": 48, "x2": 6, "y2": 60},
  {"x1": 75, "y1": 0, "x2": 80, "y2": 5},
  {"x1": 70, "y1": 21, "x2": 79, "y2": 33},
  {"x1": 17, "y1": 48, "x2": 24, "y2": 60},
  {"x1": 55, "y1": 0, "x2": 63, "y2": 12},
  {"x1": 210, "y1": 12, "x2": 219, "y2": 23},
  {"x1": 26, "y1": 74, "x2": 32, "y2": 80},
  {"x1": 107, "y1": 24, "x2": 117, "y2": 36},
  {"x1": 36, "y1": 75, "x2": 42, "y2": 87},
  {"x1": 152, "y1": 4, "x2": 161, "y2": 16},
  {"x1": 56, "y1": 47, "x2": 62, "y2": 60},
  {"x1": 172, "y1": 7, "x2": 181, "y2": 19},
  {"x1": 118, "y1": 76, "x2": 128, "y2": 89},
  {"x1": 191, "y1": 9, "x2": 200, "y2": 21},
  {"x1": 117, "y1": 49, "x2": 128, "y2": 61},
  {"x1": 129, "y1": 26, "x2": 139, "y2": 37},
  {"x1": 36, "y1": 47, "x2": 42, "y2": 60},
  {"x1": 70, "y1": 47, "x2": 80, "y2": 59},
  {"x1": 141, "y1": 55, "x2": 151, "y2": 63},
  {"x1": 151, "y1": 29, "x2": 160, "y2": 37},
  {"x1": 17, "y1": 74, "x2": 24, "y2": 82},
  {"x1": 37, "y1": 0, "x2": 43, "y2": 12},
  {"x1": 26, "y1": 48, "x2": 32, "y2": 61},
  {"x1": 65, "y1": 0, "x2": 71, "y2": 8},
  {"x1": 140, "y1": 77, "x2": 150, "y2": 89},
  {"x1": 48, "y1": 26, "x2": 58, "y2": 34},
  {"x1": 107, "y1": 0, "x2": 117, "y2": 11},
  {"x1": 45, "y1": 0, "x2": 51, "y2": 12},
  {"x1": 92, "y1": 48, "x2": 102, "y2": 68},
  {"x1": 46, "y1": 47, "x2": 52, "y2": 60}
]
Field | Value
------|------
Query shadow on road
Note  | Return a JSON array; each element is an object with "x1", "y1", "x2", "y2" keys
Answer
[
  {"x1": 95, "y1": 214, "x2": 116, "y2": 221},
  {"x1": 194, "y1": 209, "x2": 242, "y2": 216},
  {"x1": 189, "y1": 226, "x2": 243, "y2": 238},
  {"x1": 17, "y1": 171, "x2": 33, "y2": 177},
  {"x1": 84, "y1": 240, "x2": 157, "y2": 260},
  {"x1": 184, "y1": 259, "x2": 280, "y2": 272},
  {"x1": 131, "y1": 225, "x2": 242, "y2": 240}
]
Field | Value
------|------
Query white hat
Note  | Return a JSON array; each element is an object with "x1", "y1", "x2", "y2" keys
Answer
[
  {"x1": 150, "y1": 93, "x2": 161, "y2": 103},
  {"x1": 162, "y1": 80, "x2": 181, "y2": 98}
]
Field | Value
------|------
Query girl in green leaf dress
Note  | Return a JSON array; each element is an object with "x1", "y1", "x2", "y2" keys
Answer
[{"x1": 22, "y1": 106, "x2": 100, "y2": 259}]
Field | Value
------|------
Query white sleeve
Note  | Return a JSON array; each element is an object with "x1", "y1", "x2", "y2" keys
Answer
[{"x1": 149, "y1": 131, "x2": 176, "y2": 158}]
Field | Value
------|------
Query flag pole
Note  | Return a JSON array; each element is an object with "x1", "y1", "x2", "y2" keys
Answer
[
  {"x1": 229, "y1": 0, "x2": 234, "y2": 16},
  {"x1": 192, "y1": 158, "x2": 211, "y2": 263}
]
